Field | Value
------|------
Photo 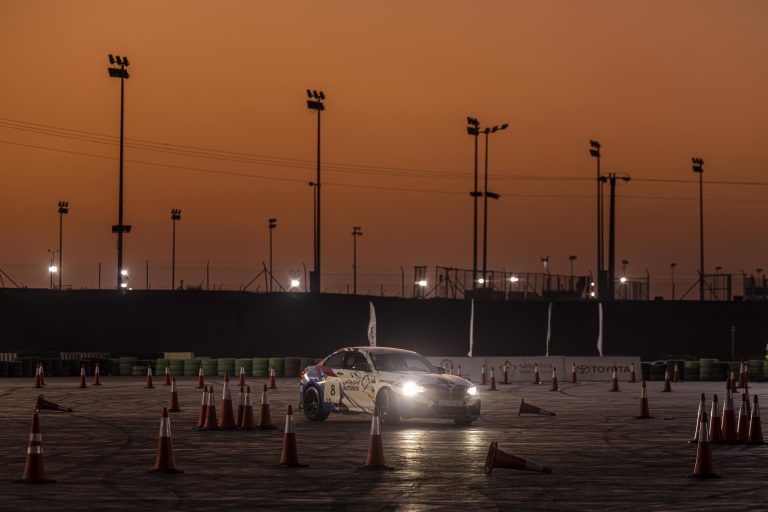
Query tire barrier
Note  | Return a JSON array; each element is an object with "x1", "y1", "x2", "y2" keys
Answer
[
  {"x1": 217, "y1": 358, "x2": 236, "y2": 377},
  {"x1": 283, "y1": 357, "x2": 302, "y2": 378},
  {"x1": 183, "y1": 359, "x2": 200, "y2": 377},
  {"x1": 684, "y1": 360, "x2": 700, "y2": 381},
  {"x1": 251, "y1": 358, "x2": 269, "y2": 377},
  {"x1": 268, "y1": 357, "x2": 284, "y2": 378}
]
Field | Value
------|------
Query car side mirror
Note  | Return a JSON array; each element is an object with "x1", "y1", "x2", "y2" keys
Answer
[
  {"x1": 437, "y1": 366, "x2": 447, "y2": 374},
  {"x1": 352, "y1": 362, "x2": 371, "y2": 372}
]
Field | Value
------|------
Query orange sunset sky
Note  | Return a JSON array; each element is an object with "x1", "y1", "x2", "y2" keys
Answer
[{"x1": 1, "y1": 1, "x2": 767, "y2": 295}]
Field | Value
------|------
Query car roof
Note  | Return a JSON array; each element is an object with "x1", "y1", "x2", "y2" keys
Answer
[{"x1": 338, "y1": 346, "x2": 420, "y2": 356}]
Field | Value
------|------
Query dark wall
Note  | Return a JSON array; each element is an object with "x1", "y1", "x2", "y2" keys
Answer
[{"x1": 1, "y1": 289, "x2": 766, "y2": 360}]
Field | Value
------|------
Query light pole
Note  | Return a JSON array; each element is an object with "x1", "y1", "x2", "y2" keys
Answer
[
  {"x1": 569, "y1": 255, "x2": 577, "y2": 291},
  {"x1": 48, "y1": 250, "x2": 57, "y2": 290},
  {"x1": 670, "y1": 262, "x2": 677, "y2": 300},
  {"x1": 481, "y1": 123, "x2": 508, "y2": 287},
  {"x1": 692, "y1": 157, "x2": 704, "y2": 301},
  {"x1": 589, "y1": 140, "x2": 603, "y2": 299},
  {"x1": 306, "y1": 89, "x2": 326, "y2": 294},
  {"x1": 108, "y1": 54, "x2": 132, "y2": 289},
  {"x1": 606, "y1": 173, "x2": 631, "y2": 300},
  {"x1": 57, "y1": 201, "x2": 68, "y2": 290},
  {"x1": 467, "y1": 117, "x2": 481, "y2": 290},
  {"x1": 170, "y1": 209, "x2": 181, "y2": 290},
  {"x1": 352, "y1": 226, "x2": 363, "y2": 294},
  {"x1": 268, "y1": 218, "x2": 277, "y2": 292}
]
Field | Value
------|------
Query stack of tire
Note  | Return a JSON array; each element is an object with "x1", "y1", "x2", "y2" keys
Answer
[
  {"x1": 748, "y1": 359, "x2": 764, "y2": 382},
  {"x1": 168, "y1": 359, "x2": 185, "y2": 378},
  {"x1": 699, "y1": 358, "x2": 717, "y2": 381},
  {"x1": 641, "y1": 362, "x2": 652, "y2": 381},
  {"x1": 0, "y1": 361, "x2": 9, "y2": 377},
  {"x1": 252, "y1": 358, "x2": 269, "y2": 378},
  {"x1": 217, "y1": 357, "x2": 236, "y2": 377},
  {"x1": 119, "y1": 356, "x2": 138, "y2": 377},
  {"x1": 21, "y1": 357, "x2": 40, "y2": 378},
  {"x1": 9, "y1": 361, "x2": 23, "y2": 377},
  {"x1": 300, "y1": 357, "x2": 316, "y2": 372},
  {"x1": 200, "y1": 357, "x2": 218, "y2": 377},
  {"x1": 283, "y1": 357, "x2": 302, "y2": 378},
  {"x1": 42, "y1": 358, "x2": 62, "y2": 377},
  {"x1": 234, "y1": 358, "x2": 253, "y2": 378},
  {"x1": 268, "y1": 357, "x2": 285, "y2": 377},
  {"x1": 649, "y1": 361, "x2": 667, "y2": 380},
  {"x1": 711, "y1": 362, "x2": 728, "y2": 382},
  {"x1": 184, "y1": 359, "x2": 201, "y2": 377},
  {"x1": 683, "y1": 360, "x2": 700, "y2": 381}
]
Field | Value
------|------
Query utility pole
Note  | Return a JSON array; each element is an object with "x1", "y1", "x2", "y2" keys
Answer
[
  {"x1": 57, "y1": 201, "x2": 68, "y2": 290},
  {"x1": 171, "y1": 209, "x2": 181, "y2": 290},
  {"x1": 268, "y1": 218, "x2": 277, "y2": 292},
  {"x1": 467, "y1": 117, "x2": 481, "y2": 291}
]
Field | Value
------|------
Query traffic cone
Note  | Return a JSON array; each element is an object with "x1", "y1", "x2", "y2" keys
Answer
[
  {"x1": 240, "y1": 386, "x2": 256, "y2": 430},
  {"x1": 730, "y1": 371, "x2": 738, "y2": 393},
  {"x1": 362, "y1": 406, "x2": 394, "y2": 470},
  {"x1": 163, "y1": 364, "x2": 171, "y2": 386},
  {"x1": 196, "y1": 386, "x2": 209, "y2": 428},
  {"x1": 168, "y1": 377, "x2": 181, "y2": 412},
  {"x1": 571, "y1": 363, "x2": 577, "y2": 384},
  {"x1": 689, "y1": 410, "x2": 720, "y2": 479},
  {"x1": 268, "y1": 367, "x2": 278, "y2": 390},
  {"x1": 33, "y1": 364, "x2": 42, "y2": 389},
  {"x1": 533, "y1": 364, "x2": 540, "y2": 384},
  {"x1": 235, "y1": 385, "x2": 246, "y2": 427},
  {"x1": 661, "y1": 368, "x2": 671, "y2": 392},
  {"x1": 480, "y1": 364, "x2": 487, "y2": 386},
  {"x1": 743, "y1": 379, "x2": 751, "y2": 416},
  {"x1": 549, "y1": 367, "x2": 559, "y2": 392},
  {"x1": 217, "y1": 372, "x2": 237, "y2": 429},
  {"x1": 279, "y1": 405, "x2": 308, "y2": 467},
  {"x1": 501, "y1": 363, "x2": 509, "y2": 385},
  {"x1": 36, "y1": 394, "x2": 73, "y2": 413},
  {"x1": 737, "y1": 392, "x2": 749, "y2": 442},
  {"x1": 202, "y1": 385, "x2": 218, "y2": 430},
  {"x1": 673, "y1": 362, "x2": 680, "y2": 383},
  {"x1": 196, "y1": 363, "x2": 205, "y2": 389},
  {"x1": 484, "y1": 441, "x2": 552, "y2": 475},
  {"x1": 15, "y1": 412, "x2": 55, "y2": 483},
  {"x1": 238, "y1": 363, "x2": 246, "y2": 387},
  {"x1": 689, "y1": 393, "x2": 706, "y2": 444},
  {"x1": 148, "y1": 408, "x2": 183, "y2": 474},
  {"x1": 39, "y1": 363, "x2": 46, "y2": 386},
  {"x1": 748, "y1": 395, "x2": 764, "y2": 444},
  {"x1": 609, "y1": 367, "x2": 620, "y2": 392},
  {"x1": 518, "y1": 398, "x2": 556, "y2": 416},
  {"x1": 78, "y1": 363, "x2": 87, "y2": 389},
  {"x1": 258, "y1": 384, "x2": 277, "y2": 430},
  {"x1": 721, "y1": 380, "x2": 737, "y2": 443},
  {"x1": 709, "y1": 394, "x2": 722, "y2": 444},
  {"x1": 488, "y1": 366, "x2": 497, "y2": 391},
  {"x1": 145, "y1": 366, "x2": 155, "y2": 389},
  {"x1": 93, "y1": 362, "x2": 102, "y2": 386},
  {"x1": 738, "y1": 362, "x2": 747, "y2": 389},
  {"x1": 635, "y1": 381, "x2": 653, "y2": 419},
  {"x1": 629, "y1": 363, "x2": 637, "y2": 383}
]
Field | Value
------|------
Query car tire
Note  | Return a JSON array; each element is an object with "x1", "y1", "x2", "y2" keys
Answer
[
  {"x1": 303, "y1": 386, "x2": 329, "y2": 421},
  {"x1": 453, "y1": 418, "x2": 476, "y2": 426},
  {"x1": 376, "y1": 388, "x2": 400, "y2": 424}
]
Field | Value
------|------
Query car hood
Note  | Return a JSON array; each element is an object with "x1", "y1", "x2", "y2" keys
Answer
[{"x1": 387, "y1": 372, "x2": 472, "y2": 389}]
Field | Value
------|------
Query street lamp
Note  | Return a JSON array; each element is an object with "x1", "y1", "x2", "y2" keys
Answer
[
  {"x1": 692, "y1": 157, "x2": 704, "y2": 300},
  {"x1": 290, "y1": 278, "x2": 300, "y2": 289},
  {"x1": 57, "y1": 201, "x2": 68, "y2": 290},
  {"x1": 541, "y1": 256, "x2": 549, "y2": 274},
  {"x1": 268, "y1": 218, "x2": 277, "y2": 292},
  {"x1": 352, "y1": 226, "x2": 363, "y2": 295},
  {"x1": 481, "y1": 123, "x2": 508, "y2": 287},
  {"x1": 467, "y1": 116, "x2": 481, "y2": 290},
  {"x1": 589, "y1": 140, "x2": 604, "y2": 299},
  {"x1": 108, "y1": 54, "x2": 132, "y2": 289},
  {"x1": 306, "y1": 89, "x2": 326, "y2": 294},
  {"x1": 170, "y1": 209, "x2": 181, "y2": 290},
  {"x1": 670, "y1": 262, "x2": 677, "y2": 300}
]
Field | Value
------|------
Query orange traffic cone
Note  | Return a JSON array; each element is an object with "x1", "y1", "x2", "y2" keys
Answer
[
  {"x1": 33, "y1": 364, "x2": 42, "y2": 389},
  {"x1": 240, "y1": 386, "x2": 256, "y2": 430},
  {"x1": 268, "y1": 367, "x2": 278, "y2": 390},
  {"x1": 673, "y1": 363, "x2": 680, "y2": 383},
  {"x1": 518, "y1": 398, "x2": 556, "y2": 416},
  {"x1": 39, "y1": 363, "x2": 46, "y2": 386},
  {"x1": 218, "y1": 372, "x2": 237, "y2": 429},
  {"x1": 661, "y1": 368, "x2": 671, "y2": 392},
  {"x1": 709, "y1": 394, "x2": 722, "y2": 444},
  {"x1": 629, "y1": 362, "x2": 637, "y2": 383},
  {"x1": 78, "y1": 363, "x2": 87, "y2": 389},
  {"x1": 480, "y1": 364, "x2": 487, "y2": 386},
  {"x1": 737, "y1": 392, "x2": 749, "y2": 442},
  {"x1": 738, "y1": 362, "x2": 747, "y2": 389},
  {"x1": 93, "y1": 362, "x2": 102, "y2": 385},
  {"x1": 148, "y1": 408, "x2": 183, "y2": 474},
  {"x1": 196, "y1": 386, "x2": 209, "y2": 429},
  {"x1": 609, "y1": 367, "x2": 620, "y2": 392},
  {"x1": 145, "y1": 366, "x2": 155, "y2": 389},
  {"x1": 635, "y1": 381, "x2": 653, "y2": 419},
  {"x1": 36, "y1": 394, "x2": 73, "y2": 413},
  {"x1": 362, "y1": 406, "x2": 394, "y2": 470},
  {"x1": 196, "y1": 363, "x2": 205, "y2": 389},
  {"x1": 748, "y1": 395, "x2": 764, "y2": 444},
  {"x1": 689, "y1": 393, "x2": 706, "y2": 443},
  {"x1": 235, "y1": 385, "x2": 246, "y2": 427},
  {"x1": 501, "y1": 363, "x2": 509, "y2": 385},
  {"x1": 488, "y1": 367, "x2": 497, "y2": 391},
  {"x1": 202, "y1": 385, "x2": 218, "y2": 430},
  {"x1": 689, "y1": 410, "x2": 720, "y2": 479},
  {"x1": 279, "y1": 405, "x2": 308, "y2": 467},
  {"x1": 163, "y1": 364, "x2": 171, "y2": 386},
  {"x1": 721, "y1": 380, "x2": 737, "y2": 443},
  {"x1": 730, "y1": 371, "x2": 737, "y2": 393},
  {"x1": 532, "y1": 364, "x2": 540, "y2": 384},
  {"x1": 238, "y1": 364, "x2": 246, "y2": 387},
  {"x1": 484, "y1": 441, "x2": 552, "y2": 475},
  {"x1": 168, "y1": 377, "x2": 181, "y2": 412},
  {"x1": 258, "y1": 384, "x2": 277, "y2": 430},
  {"x1": 15, "y1": 412, "x2": 55, "y2": 483},
  {"x1": 571, "y1": 363, "x2": 577, "y2": 384},
  {"x1": 549, "y1": 367, "x2": 559, "y2": 392}
]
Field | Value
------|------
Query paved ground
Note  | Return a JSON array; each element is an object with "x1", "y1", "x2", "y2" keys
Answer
[{"x1": 0, "y1": 375, "x2": 766, "y2": 511}]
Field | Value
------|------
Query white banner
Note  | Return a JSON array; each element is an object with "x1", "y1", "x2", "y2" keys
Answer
[
  {"x1": 367, "y1": 301, "x2": 376, "y2": 347},
  {"x1": 564, "y1": 356, "x2": 641, "y2": 381}
]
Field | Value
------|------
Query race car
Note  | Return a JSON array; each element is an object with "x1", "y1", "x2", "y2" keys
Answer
[{"x1": 299, "y1": 346, "x2": 481, "y2": 425}]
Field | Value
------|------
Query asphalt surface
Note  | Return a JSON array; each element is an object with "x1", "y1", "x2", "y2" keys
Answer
[{"x1": 0, "y1": 376, "x2": 766, "y2": 511}]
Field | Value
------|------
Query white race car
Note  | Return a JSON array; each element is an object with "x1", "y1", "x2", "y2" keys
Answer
[{"x1": 299, "y1": 346, "x2": 481, "y2": 425}]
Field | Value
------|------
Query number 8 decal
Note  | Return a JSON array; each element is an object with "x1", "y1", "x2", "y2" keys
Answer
[{"x1": 330, "y1": 384, "x2": 336, "y2": 397}]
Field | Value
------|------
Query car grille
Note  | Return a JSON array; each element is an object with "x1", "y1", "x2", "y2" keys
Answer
[{"x1": 423, "y1": 384, "x2": 467, "y2": 402}]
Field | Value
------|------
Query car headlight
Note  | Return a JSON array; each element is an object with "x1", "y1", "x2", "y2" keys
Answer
[
  {"x1": 467, "y1": 386, "x2": 478, "y2": 396},
  {"x1": 401, "y1": 381, "x2": 424, "y2": 397}
]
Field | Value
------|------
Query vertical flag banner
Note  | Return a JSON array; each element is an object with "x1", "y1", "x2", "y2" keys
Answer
[
  {"x1": 468, "y1": 299, "x2": 475, "y2": 357},
  {"x1": 368, "y1": 301, "x2": 377, "y2": 347},
  {"x1": 546, "y1": 302, "x2": 553, "y2": 357},
  {"x1": 597, "y1": 302, "x2": 604, "y2": 357}
]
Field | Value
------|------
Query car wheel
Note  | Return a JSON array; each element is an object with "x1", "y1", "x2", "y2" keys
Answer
[
  {"x1": 303, "y1": 386, "x2": 329, "y2": 421},
  {"x1": 376, "y1": 388, "x2": 400, "y2": 424},
  {"x1": 453, "y1": 418, "x2": 475, "y2": 426}
]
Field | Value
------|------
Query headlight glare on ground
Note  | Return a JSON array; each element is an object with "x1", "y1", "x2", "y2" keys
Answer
[
  {"x1": 467, "y1": 386, "x2": 478, "y2": 396},
  {"x1": 402, "y1": 381, "x2": 424, "y2": 397}
]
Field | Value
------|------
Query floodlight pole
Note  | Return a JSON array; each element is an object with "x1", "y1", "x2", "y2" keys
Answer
[
  {"x1": 57, "y1": 201, "x2": 68, "y2": 290},
  {"x1": 352, "y1": 226, "x2": 362, "y2": 294},
  {"x1": 467, "y1": 118, "x2": 481, "y2": 291},
  {"x1": 692, "y1": 158, "x2": 704, "y2": 301},
  {"x1": 481, "y1": 124, "x2": 507, "y2": 288},
  {"x1": 606, "y1": 173, "x2": 630, "y2": 301},
  {"x1": 108, "y1": 55, "x2": 131, "y2": 290},
  {"x1": 306, "y1": 90, "x2": 325, "y2": 294},
  {"x1": 268, "y1": 218, "x2": 277, "y2": 292},
  {"x1": 171, "y1": 209, "x2": 181, "y2": 290}
]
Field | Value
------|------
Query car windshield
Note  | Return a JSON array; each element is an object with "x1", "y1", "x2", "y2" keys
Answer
[{"x1": 370, "y1": 352, "x2": 436, "y2": 373}]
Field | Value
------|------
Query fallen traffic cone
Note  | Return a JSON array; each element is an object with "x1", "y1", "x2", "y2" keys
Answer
[
  {"x1": 689, "y1": 410, "x2": 720, "y2": 479},
  {"x1": 673, "y1": 362, "x2": 680, "y2": 383},
  {"x1": 518, "y1": 398, "x2": 556, "y2": 416},
  {"x1": 235, "y1": 385, "x2": 246, "y2": 427},
  {"x1": 258, "y1": 384, "x2": 277, "y2": 429},
  {"x1": 709, "y1": 394, "x2": 722, "y2": 444},
  {"x1": 202, "y1": 385, "x2": 218, "y2": 430},
  {"x1": 480, "y1": 364, "x2": 487, "y2": 386},
  {"x1": 163, "y1": 364, "x2": 171, "y2": 386},
  {"x1": 689, "y1": 393, "x2": 706, "y2": 443},
  {"x1": 217, "y1": 372, "x2": 237, "y2": 429},
  {"x1": 238, "y1": 364, "x2": 246, "y2": 387},
  {"x1": 635, "y1": 381, "x2": 653, "y2": 419},
  {"x1": 93, "y1": 362, "x2": 102, "y2": 386},
  {"x1": 484, "y1": 441, "x2": 552, "y2": 475},
  {"x1": 15, "y1": 412, "x2": 55, "y2": 483},
  {"x1": 145, "y1": 366, "x2": 155, "y2": 389},
  {"x1": 629, "y1": 363, "x2": 637, "y2": 383},
  {"x1": 268, "y1": 367, "x2": 278, "y2": 390},
  {"x1": 721, "y1": 380, "x2": 737, "y2": 443},
  {"x1": 240, "y1": 386, "x2": 256, "y2": 430},
  {"x1": 196, "y1": 386, "x2": 209, "y2": 428},
  {"x1": 748, "y1": 395, "x2": 764, "y2": 444},
  {"x1": 168, "y1": 377, "x2": 181, "y2": 412},
  {"x1": 549, "y1": 367, "x2": 559, "y2": 392},
  {"x1": 661, "y1": 368, "x2": 671, "y2": 392},
  {"x1": 33, "y1": 364, "x2": 42, "y2": 389},
  {"x1": 196, "y1": 363, "x2": 205, "y2": 389},
  {"x1": 609, "y1": 367, "x2": 620, "y2": 392},
  {"x1": 362, "y1": 406, "x2": 394, "y2": 470},
  {"x1": 737, "y1": 392, "x2": 749, "y2": 442},
  {"x1": 148, "y1": 407, "x2": 183, "y2": 474},
  {"x1": 488, "y1": 366, "x2": 497, "y2": 391},
  {"x1": 571, "y1": 363, "x2": 577, "y2": 384},
  {"x1": 279, "y1": 405, "x2": 308, "y2": 467},
  {"x1": 36, "y1": 394, "x2": 73, "y2": 413},
  {"x1": 78, "y1": 363, "x2": 87, "y2": 389},
  {"x1": 532, "y1": 364, "x2": 540, "y2": 385},
  {"x1": 501, "y1": 363, "x2": 509, "y2": 385}
]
